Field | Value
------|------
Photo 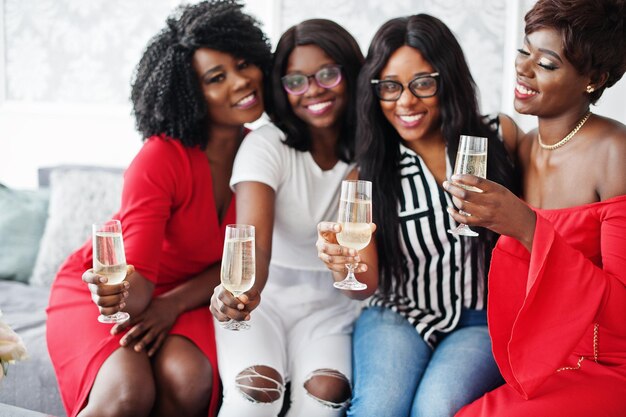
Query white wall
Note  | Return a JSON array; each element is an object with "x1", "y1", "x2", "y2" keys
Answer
[
  {"x1": 1, "y1": 0, "x2": 624, "y2": 189},
  {"x1": 0, "y1": 0, "x2": 280, "y2": 189}
]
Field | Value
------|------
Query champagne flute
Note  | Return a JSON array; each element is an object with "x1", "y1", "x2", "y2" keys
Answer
[
  {"x1": 333, "y1": 180, "x2": 372, "y2": 291},
  {"x1": 92, "y1": 219, "x2": 130, "y2": 323},
  {"x1": 220, "y1": 224, "x2": 255, "y2": 331},
  {"x1": 447, "y1": 135, "x2": 488, "y2": 237}
]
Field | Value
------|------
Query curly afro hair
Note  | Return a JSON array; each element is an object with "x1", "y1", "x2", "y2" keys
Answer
[
  {"x1": 525, "y1": 0, "x2": 626, "y2": 104},
  {"x1": 130, "y1": 0, "x2": 272, "y2": 148}
]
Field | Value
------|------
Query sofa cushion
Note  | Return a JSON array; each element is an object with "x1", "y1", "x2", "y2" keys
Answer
[
  {"x1": 0, "y1": 185, "x2": 49, "y2": 283},
  {"x1": 29, "y1": 169, "x2": 124, "y2": 287}
]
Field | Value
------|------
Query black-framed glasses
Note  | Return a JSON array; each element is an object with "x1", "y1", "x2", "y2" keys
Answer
[
  {"x1": 281, "y1": 64, "x2": 343, "y2": 96},
  {"x1": 371, "y1": 72, "x2": 440, "y2": 101}
]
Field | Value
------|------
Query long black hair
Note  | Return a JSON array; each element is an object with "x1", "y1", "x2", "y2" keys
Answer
[
  {"x1": 268, "y1": 19, "x2": 364, "y2": 162},
  {"x1": 356, "y1": 14, "x2": 519, "y2": 296},
  {"x1": 130, "y1": 0, "x2": 272, "y2": 148}
]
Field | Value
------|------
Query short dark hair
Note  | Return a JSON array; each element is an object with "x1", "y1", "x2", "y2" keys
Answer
[
  {"x1": 130, "y1": 0, "x2": 272, "y2": 148},
  {"x1": 268, "y1": 19, "x2": 364, "y2": 162},
  {"x1": 356, "y1": 14, "x2": 518, "y2": 295},
  {"x1": 525, "y1": 0, "x2": 626, "y2": 104}
]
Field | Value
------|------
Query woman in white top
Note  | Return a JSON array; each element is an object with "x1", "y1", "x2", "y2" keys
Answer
[{"x1": 210, "y1": 19, "x2": 364, "y2": 417}]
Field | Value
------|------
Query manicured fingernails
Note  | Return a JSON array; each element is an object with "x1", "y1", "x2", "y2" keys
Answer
[{"x1": 442, "y1": 180, "x2": 450, "y2": 190}]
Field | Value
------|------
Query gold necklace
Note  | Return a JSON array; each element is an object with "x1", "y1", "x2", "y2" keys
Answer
[{"x1": 537, "y1": 111, "x2": 592, "y2": 150}]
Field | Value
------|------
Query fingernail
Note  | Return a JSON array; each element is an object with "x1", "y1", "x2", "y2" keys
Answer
[
  {"x1": 123, "y1": 291, "x2": 129, "y2": 298},
  {"x1": 442, "y1": 180, "x2": 449, "y2": 189},
  {"x1": 354, "y1": 256, "x2": 361, "y2": 263},
  {"x1": 333, "y1": 224, "x2": 340, "y2": 232},
  {"x1": 245, "y1": 315, "x2": 251, "y2": 321},
  {"x1": 99, "y1": 276, "x2": 107, "y2": 283},
  {"x1": 237, "y1": 303, "x2": 245, "y2": 310},
  {"x1": 446, "y1": 207, "x2": 454, "y2": 215},
  {"x1": 135, "y1": 345, "x2": 142, "y2": 352},
  {"x1": 119, "y1": 302, "x2": 126, "y2": 309},
  {"x1": 349, "y1": 249, "x2": 357, "y2": 256},
  {"x1": 123, "y1": 282, "x2": 130, "y2": 289},
  {"x1": 120, "y1": 339, "x2": 127, "y2": 346},
  {"x1": 451, "y1": 174, "x2": 461, "y2": 181}
]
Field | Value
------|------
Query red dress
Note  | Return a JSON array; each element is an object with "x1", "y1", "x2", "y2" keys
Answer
[
  {"x1": 46, "y1": 135, "x2": 233, "y2": 417},
  {"x1": 457, "y1": 195, "x2": 626, "y2": 417}
]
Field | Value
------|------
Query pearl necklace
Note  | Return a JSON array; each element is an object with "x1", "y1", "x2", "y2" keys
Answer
[{"x1": 537, "y1": 111, "x2": 592, "y2": 151}]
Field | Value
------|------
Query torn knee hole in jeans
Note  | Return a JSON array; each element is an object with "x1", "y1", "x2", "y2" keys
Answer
[
  {"x1": 303, "y1": 368, "x2": 351, "y2": 409},
  {"x1": 235, "y1": 365, "x2": 284, "y2": 403}
]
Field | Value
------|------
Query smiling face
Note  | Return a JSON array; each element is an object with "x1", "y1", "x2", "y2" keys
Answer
[
  {"x1": 192, "y1": 48, "x2": 264, "y2": 128},
  {"x1": 378, "y1": 45, "x2": 441, "y2": 147},
  {"x1": 284, "y1": 44, "x2": 348, "y2": 133},
  {"x1": 514, "y1": 28, "x2": 590, "y2": 118}
]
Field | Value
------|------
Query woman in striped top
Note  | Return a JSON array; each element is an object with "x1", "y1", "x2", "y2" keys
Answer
[{"x1": 317, "y1": 14, "x2": 520, "y2": 417}]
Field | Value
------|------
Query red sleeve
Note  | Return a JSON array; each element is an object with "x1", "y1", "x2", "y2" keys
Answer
[
  {"x1": 118, "y1": 136, "x2": 189, "y2": 283},
  {"x1": 488, "y1": 198, "x2": 626, "y2": 399}
]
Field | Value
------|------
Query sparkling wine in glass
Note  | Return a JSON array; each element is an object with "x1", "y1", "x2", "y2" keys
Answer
[
  {"x1": 334, "y1": 180, "x2": 372, "y2": 291},
  {"x1": 93, "y1": 219, "x2": 130, "y2": 323},
  {"x1": 220, "y1": 224, "x2": 255, "y2": 331},
  {"x1": 447, "y1": 135, "x2": 488, "y2": 237}
]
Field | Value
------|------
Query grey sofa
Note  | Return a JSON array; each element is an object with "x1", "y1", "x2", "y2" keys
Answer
[{"x1": 0, "y1": 166, "x2": 124, "y2": 416}]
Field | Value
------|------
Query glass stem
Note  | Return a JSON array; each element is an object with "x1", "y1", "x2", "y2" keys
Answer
[{"x1": 345, "y1": 263, "x2": 357, "y2": 281}]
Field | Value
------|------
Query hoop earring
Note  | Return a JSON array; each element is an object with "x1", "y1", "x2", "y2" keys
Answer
[{"x1": 586, "y1": 85, "x2": 595, "y2": 93}]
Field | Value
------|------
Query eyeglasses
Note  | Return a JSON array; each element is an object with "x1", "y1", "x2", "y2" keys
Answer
[
  {"x1": 281, "y1": 65, "x2": 343, "y2": 96},
  {"x1": 370, "y1": 72, "x2": 439, "y2": 101}
]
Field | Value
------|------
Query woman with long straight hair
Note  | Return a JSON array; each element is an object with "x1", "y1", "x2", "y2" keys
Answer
[{"x1": 317, "y1": 14, "x2": 520, "y2": 417}]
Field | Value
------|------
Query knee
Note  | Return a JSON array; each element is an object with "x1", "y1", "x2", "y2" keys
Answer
[
  {"x1": 413, "y1": 396, "x2": 456, "y2": 417},
  {"x1": 153, "y1": 351, "x2": 212, "y2": 412},
  {"x1": 82, "y1": 384, "x2": 155, "y2": 417},
  {"x1": 235, "y1": 365, "x2": 284, "y2": 403},
  {"x1": 304, "y1": 368, "x2": 351, "y2": 407}
]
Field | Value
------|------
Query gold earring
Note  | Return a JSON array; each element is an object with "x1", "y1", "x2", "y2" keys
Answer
[{"x1": 586, "y1": 85, "x2": 595, "y2": 93}]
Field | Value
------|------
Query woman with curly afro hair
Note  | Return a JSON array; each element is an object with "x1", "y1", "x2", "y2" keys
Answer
[{"x1": 46, "y1": 1, "x2": 271, "y2": 417}]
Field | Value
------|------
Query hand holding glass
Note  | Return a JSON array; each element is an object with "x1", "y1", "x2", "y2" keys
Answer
[
  {"x1": 334, "y1": 180, "x2": 372, "y2": 291},
  {"x1": 93, "y1": 219, "x2": 130, "y2": 323},
  {"x1": 447, "y1": 135, "x2": 488, "y2": 237},
  {"x1": 220, "y1": 224, "x2": 255, "y2": 331}
]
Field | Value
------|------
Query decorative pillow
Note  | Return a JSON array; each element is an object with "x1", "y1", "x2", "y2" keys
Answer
[
  {"x1": 0, "y1": 185, "x2": 49, "y2": 283},
  {"x1": 29, "y1": 169, "x2": 124, "y2": 287}
]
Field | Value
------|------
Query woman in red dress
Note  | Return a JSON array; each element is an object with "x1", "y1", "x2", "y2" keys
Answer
[
  {"x1": 444, "y1": 0, "x2": 626, "y2": 415},
  {"x1": 46, "y1": 1, "x2": 271, "y2": 416}
]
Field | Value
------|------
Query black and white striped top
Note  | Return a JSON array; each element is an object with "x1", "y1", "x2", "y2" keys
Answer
[{"x1": 368, "y1": 118, "x2": 501, "y2": 346}]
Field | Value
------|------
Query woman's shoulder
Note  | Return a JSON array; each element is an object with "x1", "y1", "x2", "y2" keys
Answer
[
  {"x1": 593, "y1": 115, "x2": 626, "y2": 199},
  {"x1": 128, "y1": 134, "x2": 190, "y2": 176},
  {"x1": 246, "y1": 122, "x2": 286, "y2": 143},
  {"x1": 592, "y1": 114, "x2": 626, "y2": 144},
  {"x1": 240, "y1": 122, "x2": 291, "y2": 158}
]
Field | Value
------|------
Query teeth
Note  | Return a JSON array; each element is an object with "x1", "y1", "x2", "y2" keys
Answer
[
  {"x1": 398, "y1": 114, "x2": 424, "y2": 123},
  {"x1": 237, "y1": 93, "x2": 255, "y2": 106},
  {"x1": 516, "y1": 84, "x2": 538, "y2": 95},
  {"x1": 307, "y1": 101, "x2": 331, "y2": 112}
]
